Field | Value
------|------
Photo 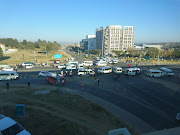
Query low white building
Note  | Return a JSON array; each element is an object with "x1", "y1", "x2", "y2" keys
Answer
[{"x1": 0, "y1": 43, "x2": 5, "y2": 53}]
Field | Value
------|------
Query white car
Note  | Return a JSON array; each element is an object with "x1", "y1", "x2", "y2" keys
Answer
[
  {"x1": 38, "y1": 71, "x2": 52, "y2": 77},
  {"x1": 0, "y1": 114, "x2": 31, "y2": 135},
  {"x1": 25, "y1": 64, "x2": 34, "y2": 69},
  {"x1": 57, "y1": 64, "x2": 66, "y2": 69},
  {"x1": 2, "y1": 67, "x2": 14, "y2": 71},
  {"x1": 22, "y1": 62, "x2": 34, "y2": 67}
]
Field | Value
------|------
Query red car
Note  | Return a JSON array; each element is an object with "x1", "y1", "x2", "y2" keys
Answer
[{"x1": 46, "y1": 75, "x2": 65, "y2": 85}]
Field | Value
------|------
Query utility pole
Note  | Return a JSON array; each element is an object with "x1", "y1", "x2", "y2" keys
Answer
[
  {"x1": 45, "y1": 42, "x2": 48, "y2": 66},
  {"x1": 157, "y1": 47, "x2": 160, "y2": 65},
  {"x1": 34, "y1": 51, "x2": 36, "y2": 64}
]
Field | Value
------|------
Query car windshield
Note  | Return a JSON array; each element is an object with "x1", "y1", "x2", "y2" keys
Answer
[{"x1": 1, "y1": 123, "x2": 24, "y2": 135}]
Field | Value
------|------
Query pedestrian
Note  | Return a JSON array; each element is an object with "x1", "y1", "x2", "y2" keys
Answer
[
  {"x1": 27, "y1": 81, "x2": 30, "y2": 87},
  {"x1": 128, "y1": 64, "x2": 129, "y2": 67},
  {"x1": 70, "y1": 71, "x2": 73, "y2": 77},
  {"x1": 94, "y1": 78, "x2": 97, "y2": 86},
  {"x1": 6, "y1": 82, "x2": 9, "y2": 90},
  {"x1": 97, "y1": 79, "x2": 100, "y2": 86}
]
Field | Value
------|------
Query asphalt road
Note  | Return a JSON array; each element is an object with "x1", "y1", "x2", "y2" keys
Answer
[{"x1": 0, "y1": 65, "x2": 180, "y2": 132}]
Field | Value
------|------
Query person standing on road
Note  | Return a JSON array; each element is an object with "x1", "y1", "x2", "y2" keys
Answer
[
  {"x1": 6, "y1": 82, "x2": 9, "y2": 90},
  {"x1": 97, "y1": 79, "x2": 100, "y2": 86},
  {"x1": 94, "y1": 78, "x2": 97, "y2": 86}
]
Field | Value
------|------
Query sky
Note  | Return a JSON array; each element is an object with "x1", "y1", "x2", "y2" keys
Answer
[{"x1": 0, "y1": 0, "x2": 180, "y2": 44}]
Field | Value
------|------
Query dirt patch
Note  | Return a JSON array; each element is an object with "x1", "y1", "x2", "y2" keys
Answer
[{"x1": 0, "y1": 86, "x2": 139, "y2": 135}]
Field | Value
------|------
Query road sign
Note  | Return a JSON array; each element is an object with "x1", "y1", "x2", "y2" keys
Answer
[{"x1": 54, "y1": 54, "x2": 62, "y2": 58}]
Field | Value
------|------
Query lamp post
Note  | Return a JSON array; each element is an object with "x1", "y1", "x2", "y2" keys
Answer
[{"x1": 34, "y1": 51, "x2": 36, "y2": 64}]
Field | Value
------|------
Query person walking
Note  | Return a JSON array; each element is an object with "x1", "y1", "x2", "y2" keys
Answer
[
  {"x1": 97, "y1": 79, "x2": 100, "y2": 86},
  {"x1": 6, "y1": 82, "x2": 9, "y2": 90},
  {"x1": 94, "y1": 78, "x2": 97, "y2": 86}
]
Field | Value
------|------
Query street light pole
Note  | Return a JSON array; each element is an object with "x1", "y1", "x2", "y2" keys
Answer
[
  {"x1": 34, "y1": 51, "x2": 36, "y2": 64},
  {"x1": 45, "y1": 42, "x2": 48, "y2": 66}
]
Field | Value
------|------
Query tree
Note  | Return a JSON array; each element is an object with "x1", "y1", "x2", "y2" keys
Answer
[
  {"x1": 127, "y1": 48, "x2": 139, "y2": 57},
  {"x1": 22, "y1": 40, "x2": 27, "y2": 45},
  {"x1": 0, "y1": 47, "x2": 3, "y2": 58},
  {"x1": 111, "y1": 50, "x2": 122, "y2": 56},
  {"x1": 145, "y1": 47, "x2": 159, "y2": 58}
]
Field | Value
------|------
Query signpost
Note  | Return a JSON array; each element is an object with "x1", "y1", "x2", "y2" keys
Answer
[{"x1": 54, "y1": 54, "x2": 62, "y2": 58}]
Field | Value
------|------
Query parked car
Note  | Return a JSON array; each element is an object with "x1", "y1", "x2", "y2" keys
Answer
[
  {"x1": 2, "y1": 66, "x2": 14, "y2": 71},
  {"x1": 38, "y1": 71, "x2": 52, "y2": 77},
  {"x1": 0, "y1": 64, "x2": 9, "y2": 68},
  {"x1": 0, "y1": 114, "x2": 31, "y2": 135}
]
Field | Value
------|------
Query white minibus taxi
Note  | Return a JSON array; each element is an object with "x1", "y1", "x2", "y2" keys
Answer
[
  {"x1": 146, "y1": 69, "x2": 162, "y2": 77},
  {"x1": 0, "y1": 71, "x2": 19, "y2": 80},
  {"x1": 124, "y1": 68, "x2": 136, "y2": 76},
  {"x1": 160, "y1": 67, "x2": 174, "y2": 77},
  {"x1": 95, "y1": 61, "x2": 107, "y2": 66},
  {"x1": 77, "y1": 68, "x2": 87, "y2": 75},
  {"x1": 113, "y1": 66, "x2": 122, "y2": 74},
  {"x1": 82, "y1": 61, "x2": 93, "y2": 66},
  {"x1": 97, "y1": 67, "x2": 112, "y2": 74},
  {"x1": 66, "y1": 64, "x2": 76, "y2": 70}
]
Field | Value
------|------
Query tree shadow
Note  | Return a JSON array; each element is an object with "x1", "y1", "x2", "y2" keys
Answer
[{"x1": 0, "y1": 56, "x2": 11, "y2": 61}]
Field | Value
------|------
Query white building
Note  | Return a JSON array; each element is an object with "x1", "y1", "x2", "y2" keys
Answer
[
  {"x1": 80, "y1": 35, "x2": 96, "y2": 51},
  {"x1": 96, "y1": 25, "x2": 134, "y2": 56},
  {"x1": 0, "y1": 43, "x2": 6, "y2": 53}
]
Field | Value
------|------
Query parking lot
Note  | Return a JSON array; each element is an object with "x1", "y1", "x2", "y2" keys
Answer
[{"x1": 0, "y1": 63, "x2": 180, "y2": 132}]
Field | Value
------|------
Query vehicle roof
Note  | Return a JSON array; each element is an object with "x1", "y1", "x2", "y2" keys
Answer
[
  {"x1": 148, "y1": 69, "x2": 162, "y2": 72},
  {"x1": 0, "y1": 117, "x2": 16, "y2": 131},
  {"x1": 40, "y1": 71, "x2": 50, "y2": 73},
  {"x1": 113, "y1": 66, "x2": 122, "y2": 69},
  {"x1": 160, "y1": 67, "x2": 172, "y2": 72},
  {"x1": 99, "y1": 66, "x2": 111, "y2": 69}
]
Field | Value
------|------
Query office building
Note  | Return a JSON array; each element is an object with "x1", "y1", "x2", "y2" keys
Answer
[
  {"x1": 80, "y1": 35, "x2": 96, "y2": 51},
  {"x1": 96, "y1": 25, "x2": 134, "y2": 56}
]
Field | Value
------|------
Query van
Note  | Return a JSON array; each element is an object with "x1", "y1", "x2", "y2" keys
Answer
[
  {"x1": 97, "y1": 67, "x2": 112, "y2": 74},
  {"x1": 146, "y1": 69, "x2": 162, "y2": 77},
  {"x1": 124, "y1": 68, "x2": 137, "y2": 76},
  {"x1": 77, "y1": 68, "x2": 87, "y2": 75},
  {"x1": 67, "y1": 61, "x2": 78, "y2": 65},
  {"x1": 78, "y1": 63, "x2": 84, "y2": 69},
  {"x1": 82, "y1": 61, "x2": 93, "y2": 66},
  {"x1": 111, "y1": 58, "x2": 119, "y2": 64},
  {"x1": 95, "y1": 61, "x2": 107, "y2": 66},
  {"x1": 66, "y1": 64, "x2": 76, "y2": 70},
  {"x1": 0, "y1": 71, "x2": 19, "y2": 80},
  {"x1": 160, "y1": 67, "x2": 174, "y2": 77},
  {"x1": 46, "y1": 75, "x2": 65, "y2": 85},
  {"x1": 113, "y1": 66, "x2": 122, "y2": 74}
]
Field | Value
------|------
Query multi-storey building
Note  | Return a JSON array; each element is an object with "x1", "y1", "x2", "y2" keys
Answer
[
  {"x1": 96, "y1": 25, "x2": 134, "y2": 56},
  {"x1": 80, "y1": 35, "x2": 96, "y2": 51}
]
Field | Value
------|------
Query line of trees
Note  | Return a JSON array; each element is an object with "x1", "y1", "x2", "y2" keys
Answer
[
  {"x1": 0, "y1": 38, "x2": 61, "y2": 53},
  {"x1": 112, "y1": 46, "x2": 180, "y2": 59}
]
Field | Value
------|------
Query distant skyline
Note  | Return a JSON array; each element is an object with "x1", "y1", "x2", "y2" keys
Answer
[{"x1": 0, "y1": 0, "x2": 180, "y2": 44}]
